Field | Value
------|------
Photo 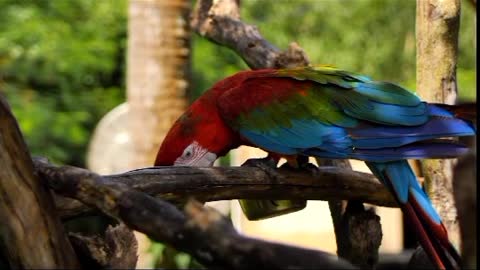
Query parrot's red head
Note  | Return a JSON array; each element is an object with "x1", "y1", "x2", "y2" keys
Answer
[{"x1": 154, "y1": 91, "x2": 239, "y2": 167}]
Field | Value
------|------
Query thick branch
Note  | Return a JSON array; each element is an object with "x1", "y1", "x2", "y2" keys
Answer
[
  {"x1": 35, "y1": 159, "x2": 356, "y2": 269},
  {"x1": 0, "y1": 95, "x2": 80, "y2": 268},
  {"x1": 32, "y1": 160, "x2": 397, "y2": 219}
]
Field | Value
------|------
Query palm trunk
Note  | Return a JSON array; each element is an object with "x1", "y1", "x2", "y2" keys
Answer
[
  {"x1": 127, "y1": 0, "x2": 191, "y2": 267},
  {"x1": 127, "y1": 0, "x2": 191, "y2": 169}
]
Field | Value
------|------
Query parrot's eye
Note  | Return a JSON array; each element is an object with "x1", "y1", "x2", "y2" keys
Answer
[
  {"x1": 183, "y1": 146, "x2": 193, "y2": 158},
  {"x1": 174, "y1": 141, "x2": 217, "y2": 167}
]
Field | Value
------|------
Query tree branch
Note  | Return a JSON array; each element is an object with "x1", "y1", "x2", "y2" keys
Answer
[
  {"x1": 191, "y1": 0, "x2": 309, "y2": 69},
  {"x1": 32, "y1": 159, "x2": 397, "y2": 220},
  {"x1": 35, "y1": 158, "x2": 356, "y2": 269}
]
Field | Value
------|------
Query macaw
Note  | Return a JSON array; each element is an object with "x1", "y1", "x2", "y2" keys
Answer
[{"x1": 155, "y1": 65, "x2": 475, "y2": 270}]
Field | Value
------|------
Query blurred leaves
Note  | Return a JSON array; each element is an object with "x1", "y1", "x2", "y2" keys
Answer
[
  {"x1": 149, "y1": 242, "x2": 205, "y2": 269},
  {"x1": 0, "y1": 0, "x2": 126, "y2": 166}
]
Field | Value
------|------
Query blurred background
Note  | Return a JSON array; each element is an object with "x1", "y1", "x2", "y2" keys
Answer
[{"x1": 0, "y1": 0, "x2": 476, "y2": 268}]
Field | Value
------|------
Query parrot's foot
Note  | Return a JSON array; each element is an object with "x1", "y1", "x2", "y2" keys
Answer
[
  {"x1": 299, "y1": 162, "x2": 320, "y2": 175},
  {"x1": 240, "y1": 156, "x2": 307, "y2": 220},
  {"x1": 280, "y1": 156, "x2": 319, "y2": 176},
  {"x1": 241, "y1": 156, "x2": 280, "y2": 180}
]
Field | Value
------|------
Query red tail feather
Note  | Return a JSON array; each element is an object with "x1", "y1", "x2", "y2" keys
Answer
[
  {"x1": 433, "y1": 102, "x2": 477, "y2": 122},
  {"x1": 404, "y1": 192, "x2": 462, "y2": 270}
]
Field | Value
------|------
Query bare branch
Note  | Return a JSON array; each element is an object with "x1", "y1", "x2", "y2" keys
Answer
[
  {"x1": 191, "y1": 0, "x2": 309, "y2": 68},
  {"x1": 33, "y1": 160, "x2": 397, "y2": 219},
  {"x1": 35, "y1": 159, "x2": 356, "y2": 269}
]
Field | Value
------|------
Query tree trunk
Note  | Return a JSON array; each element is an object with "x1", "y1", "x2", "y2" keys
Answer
[
  {"x1": 0, "y1": 95, "x2": 80, "y2": 269},
  {"x1": 127, "y1": 0, "x2": 191, "y2": 169},
  {"x1": 415, "y1": 0, "x2": 461, "y2": 247}
]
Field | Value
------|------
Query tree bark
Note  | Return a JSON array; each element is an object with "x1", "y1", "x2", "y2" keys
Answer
[
  {"x1": 416, "y1": 0, "x2": 462, "y2": 247},
  {"x1": 127, "y1": 0, "x2": 191, "y2": 168},
  {"x1": 0, "y1": 95, "x2": 80, "y2": 269}
]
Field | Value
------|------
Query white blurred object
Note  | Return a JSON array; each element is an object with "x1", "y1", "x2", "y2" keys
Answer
[{"x1": 87, "y1": 103, "x2": 133, "y2": 174}]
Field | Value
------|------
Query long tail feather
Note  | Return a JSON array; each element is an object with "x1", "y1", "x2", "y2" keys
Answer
[{"x1": 366, "y1": 160, "x2": 461, "y2": 270}]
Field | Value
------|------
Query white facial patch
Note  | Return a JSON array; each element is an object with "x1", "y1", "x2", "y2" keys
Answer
[{"x1": 174, "y1": 141, "x2": 217, "y2": 167}]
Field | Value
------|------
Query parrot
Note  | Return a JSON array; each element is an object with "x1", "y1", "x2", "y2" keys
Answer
[{"x1": 154, "y1": 65, "x2": 475, "y2": 270}]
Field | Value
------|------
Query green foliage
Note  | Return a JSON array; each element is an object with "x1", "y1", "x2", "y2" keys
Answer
[
  {"x1": 149, "y1": 242, "x2": 205, "y2": 269},
  {"x1": 0, "y1": 0, "x2": 126, "y2": 166}
]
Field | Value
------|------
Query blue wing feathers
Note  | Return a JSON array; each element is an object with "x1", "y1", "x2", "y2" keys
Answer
[
  {"x1": 353, "y1": 82, "x2": 421, "y2": 106},
  {"x1": 332, "y1": 90, "x2": 429, "y2": 126},
  {"x1": 239, "y1": 129, "x2": 297, "y2": 155},
  {"x1": 342, "y1": 100, "x2": 428, "y2": 126},
  {"x1": 240, "y1": 118, "x2": 352, "y2": 154}
]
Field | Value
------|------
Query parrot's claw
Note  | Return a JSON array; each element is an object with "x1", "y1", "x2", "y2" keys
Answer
[
  {"x1": 241, "y1": 157, "x2": 280, "y2": 180},
  {"x1": 300, "y1": 162, "x2": 319, "y2": 175},
  {"x1": 241, "y1": 156, "x2": 278, "y2": 168},
  {"x1": 280, "y1": 160, "x2": 319, "y2": 176}
]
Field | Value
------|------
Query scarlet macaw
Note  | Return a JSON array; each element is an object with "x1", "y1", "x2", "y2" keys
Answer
[{"x1": 155, "y1": 65, "x2": 475, "y2": 269}]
